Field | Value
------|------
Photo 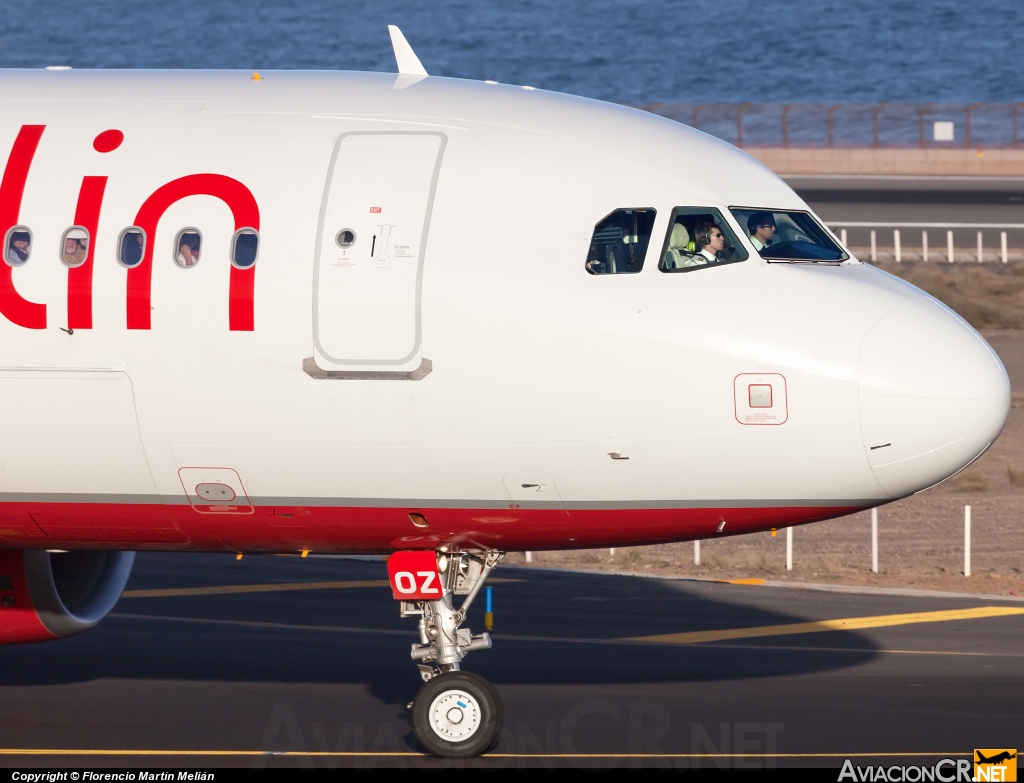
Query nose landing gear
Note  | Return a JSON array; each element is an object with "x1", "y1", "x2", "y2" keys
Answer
[{"x1": 387, "y1": 549, "x2": 503, "y2": 758}]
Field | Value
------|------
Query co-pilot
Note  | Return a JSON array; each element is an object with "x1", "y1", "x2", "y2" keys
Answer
[{"x1": 747, "y1": 211, "x2": 776, "y2": 252}]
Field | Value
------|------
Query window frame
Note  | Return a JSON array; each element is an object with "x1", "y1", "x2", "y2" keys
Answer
[
  {"x1": 729, "y1": 206, "x2": 849, "y2": 263},
  {"x1": 657, "y1": 206, "x2": 748, "y2": 274},
  {"x1": 3, "y1": 225, "x2": 33, "y2": 268},
  {"x1": 172, "y1": 227, "x2": 203, "y2": 269},
  {"x1": 230, "y1": 227, "x2": 260, "y2": 270},
  {"x1": 116, "y1": 226, "x2": 147, "y2": 269}
]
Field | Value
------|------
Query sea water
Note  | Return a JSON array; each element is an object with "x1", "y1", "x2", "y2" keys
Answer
[{"x1": 1, "y1": 0, "x2": 1022, "y2": 104}]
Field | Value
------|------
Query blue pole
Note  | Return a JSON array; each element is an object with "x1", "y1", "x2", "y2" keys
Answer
[{"x1": 484, "y1": 586, "x2": 493, "y2": 630}]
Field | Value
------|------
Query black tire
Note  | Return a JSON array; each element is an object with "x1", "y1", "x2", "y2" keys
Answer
[{"x1": 411, "y1": 671, "x2": 503, "y2": 758}]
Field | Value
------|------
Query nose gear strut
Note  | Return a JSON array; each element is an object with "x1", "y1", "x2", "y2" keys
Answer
[{"x1": 387, "y1": 549, "x2": 504, "y2": 758}]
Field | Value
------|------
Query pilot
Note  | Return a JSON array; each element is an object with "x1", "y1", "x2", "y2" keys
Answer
[
  {"x1": 7, "y1": 231, "x2": 30, "y2": 265},
  {"x1": 747, "y1": 211, "x2": 777, "y2": 252},
  {"x1": 694, "y1": 222, "x2": 726, "y2": 264},
  {"x1": 62, "y1": 229, "x2": 88, "y2": 267}
]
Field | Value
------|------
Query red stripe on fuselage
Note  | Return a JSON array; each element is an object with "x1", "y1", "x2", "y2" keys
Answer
[
  {"x1": 0, "y1": 501, "x2": 865, "y2": 552},
  {"x1": 127, "y1": 174, "x2": 260, "y2": 331}
]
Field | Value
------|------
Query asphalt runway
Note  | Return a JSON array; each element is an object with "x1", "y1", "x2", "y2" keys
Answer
[{"x1": 0, "y1": 553, "x2": 1020, "y2": 769}]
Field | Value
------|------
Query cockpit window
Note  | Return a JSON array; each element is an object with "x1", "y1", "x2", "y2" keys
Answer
[
  {"x1": 659, "y1": 207, "x2": 747, "y2": 272},
  {"x1": 585, "y1": 208, "x2": 656, "y2": 275},
  {"x1": 730, "y1": 208, "x2": 848, "y2": 262}
]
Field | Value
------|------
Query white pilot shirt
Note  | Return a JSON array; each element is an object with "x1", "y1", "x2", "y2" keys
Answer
[
  {"x1": 751, "y1": 236, "x2": 772, "y2": 252},
  {"x1": 697, "y1": 248, "x2": 719, "y2": 264}
]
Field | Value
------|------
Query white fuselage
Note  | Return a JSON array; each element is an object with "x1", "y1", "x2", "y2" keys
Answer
[{"x1": 0, "y1": 69, "x2": 1009, "y2": 552}]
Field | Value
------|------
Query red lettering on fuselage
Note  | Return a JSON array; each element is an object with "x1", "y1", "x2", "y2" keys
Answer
[
  {"x1": 0, "y1": 126, "x2": 47, "y2": 329},
  {"x1": 0, "y1": 125, "x2": 262, "y2": 332},
  {"x1": 67, "y1": 176, "x2": 107, "y2": 330},
  {"x1": 128, "y1": 174, "x2": 260, "y2": 331}
]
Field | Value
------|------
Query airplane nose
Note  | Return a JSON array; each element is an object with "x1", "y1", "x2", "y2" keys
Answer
[{"x1": 859, "y1": 295, "x2": 1010, "y2": 498}]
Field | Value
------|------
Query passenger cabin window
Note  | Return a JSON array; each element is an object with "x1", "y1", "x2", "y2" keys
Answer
[
  {"x1": 60, "y1": 226, "x2": 89, "y2": 268},
  {"x1": 585, "y1": 209, "x2": 656, "y2": 275},
  {"x1": 174, "y1": 228, "x2": 202, "y2": 268},
  {"x1": 659, "y1": 208, "x2": 746, "y2": 272},
  {"x1": 730, "y1": 208, "x2": 847, "y2": 262},
  {"x1": 118, "y1": 227, "x2": 146, "y2": 268},
  {"x1": 4, "y1": 226, "x2": 32, "y2": 267},
  {"x1": 231, "y1": 228, "x2": 259, "y2": 268}
]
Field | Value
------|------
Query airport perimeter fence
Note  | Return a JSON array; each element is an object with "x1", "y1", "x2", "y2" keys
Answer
[
  {"x1": 828, "y1": 223, "x2": 1024, "y2": 264},
  {"x1": 638, "y1": 102, "x2": 1024, "y2": 149}
]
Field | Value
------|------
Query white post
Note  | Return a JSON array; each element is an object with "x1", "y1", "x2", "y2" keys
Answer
[
  {"x1": 840, "y1": 228, "x2": 848, "y2": 247},
  {"x1": 947, "y1": 230, "x2": 954, "y2": 263},
  {"x1": 894, "y1": 229, "x2": 901, "y2": 262},
  {"x1": 525, "y1": 551, "x2": 532, "y2": 563},
  {"x1": 922, "y1": 230, "x2": 928, "y2": 262},
  {"x1": 694, "y1": 540, "x2": 700, "y2": 566},
  {"x1": 977, "y1": 231, "x2": 984, "y2": 263},
  {"x1": 964, "y1": 505, "x2": 971, "y2": 577},
  {"x1": 871, "y1": 508, "x2": 878, "y2": 574},
  {"x1": 786, "y1": 526, "x2": 793, "y2": 571},
  {"x1": 609, "y1": 548, "x2": 615, "y2": 556},
  {"x1": 870, "y1": 230, "x2": 877, "y2": 262},
  {"x1": 1002, "y1": 231, "x2": 1008, "y2": 264}
]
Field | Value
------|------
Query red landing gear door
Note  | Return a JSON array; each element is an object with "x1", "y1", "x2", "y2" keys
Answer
[{"x1": 387, "y1": 551, "x2": 443, "y2": 601}]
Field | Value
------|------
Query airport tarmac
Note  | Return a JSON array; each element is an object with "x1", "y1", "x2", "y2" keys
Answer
[{"x1": 0, "y1": 553, "x2": 1020, "y2": 769}]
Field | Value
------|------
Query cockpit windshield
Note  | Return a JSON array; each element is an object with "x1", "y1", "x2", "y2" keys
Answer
[{"x1": 729, "y1": 208, "x2": 848, "y2": 262}]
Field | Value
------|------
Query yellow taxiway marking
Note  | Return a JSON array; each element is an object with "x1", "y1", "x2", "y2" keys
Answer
[
  {"x1": 722, "y1": 578, "x2": 765, "y2": 585},
  {"x1": 630, "y1": 606, "x2": 1024, "y2": 645},
  {"x1": 110, "y1": 612, "x2": 1024, "y2": 658},
  {"x1": 122, "y1": 577, "x2": 519, "y2": 599},
  {"x1": 0, "y1": 749, "x2": 966, "y2": 758}
]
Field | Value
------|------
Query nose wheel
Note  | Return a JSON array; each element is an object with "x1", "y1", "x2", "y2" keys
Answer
[{"x1": 411, "y1": 671, "x2": 503, "y2": 758}]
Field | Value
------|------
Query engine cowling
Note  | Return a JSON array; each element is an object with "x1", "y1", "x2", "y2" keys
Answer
[{"x1": 0, "y1": 549, "x2": 135, "y2": 643}]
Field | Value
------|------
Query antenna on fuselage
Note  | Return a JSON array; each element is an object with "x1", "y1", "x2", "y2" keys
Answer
[{"x1": 388, "y1": 25, "x2": 428, "y2": 76}]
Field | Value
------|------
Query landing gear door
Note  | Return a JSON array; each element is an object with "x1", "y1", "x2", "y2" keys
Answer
[{"x1": 312, "y1": 132, "x2": 446, "y2": 376}]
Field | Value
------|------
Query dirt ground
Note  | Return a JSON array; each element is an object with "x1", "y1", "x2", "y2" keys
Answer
[{"x1": 521, "y1": 263, "x2": 1024, "y2": 596}]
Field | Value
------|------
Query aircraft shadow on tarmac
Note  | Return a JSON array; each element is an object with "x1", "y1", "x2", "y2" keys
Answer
[{"x1": 0, "y1": 553, "x2": 879, "y2": 704}]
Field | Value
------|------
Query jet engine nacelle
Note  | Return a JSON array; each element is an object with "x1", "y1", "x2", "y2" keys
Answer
[{"x1": 0, "y1": 550, "x2": 134, "y2": 644}]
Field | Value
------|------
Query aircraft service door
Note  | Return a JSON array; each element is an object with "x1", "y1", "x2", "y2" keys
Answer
[{"x1": 310, "y1": 132, "x2": 446, "y2": 378}]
